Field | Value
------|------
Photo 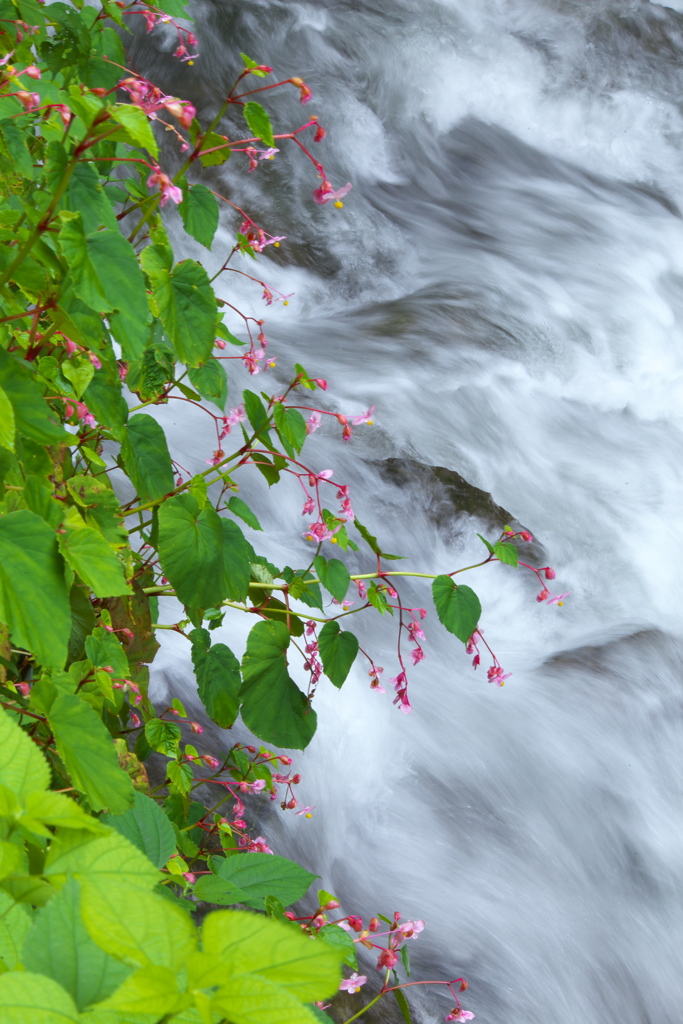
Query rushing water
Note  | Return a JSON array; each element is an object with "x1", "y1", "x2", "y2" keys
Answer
[{"x1": 136, "y1": 2, "x2": 683, "y2": 1021}]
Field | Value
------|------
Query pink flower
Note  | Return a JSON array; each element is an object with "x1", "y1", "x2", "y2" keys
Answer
[
  {"x1": 248, "y1": 836, "x2": 273, "y2": 854},
  {"x1": 350, "y1": 405, "x2": 376, "y2": 425},
  {"x1": 339, "y1": 974, "x2": 367, "y2": 994},
  {"x1": 356, "y1": 580, "x2": 367, "y2": 600},
  {"x1": 75, "y1": 402, "x2": 96, "y2": 428},
  {"x1": 259, "y1": 147, "x2": 279, "y2": 160},
  {"x1": 487, "y1": 665, "x2": 510, "y2": 687},
  {"x1": 397, "y1": 920, "x2": 424, "y2": 939},
  {"x1": 410, "y1": 646, "x2": 425, "y2": 666},
  {"x1": 205, "y1": 449, "x2": 225, "y2": 466},
  {"x1": 87, "y1": 351, "x2": 102, "y2": 369},
  {"x1": 190, "y1": 722, "x2": 203, "y2": 734},
  {"x1": 289, "y1": 76, "x2": 312, "y2": 103},
  {"x1": 304, "y1": 521, "x2": 334, "y2": 543},
  {"x1": 536, "y1": 588, "x2": 550, "y2": 603},
  {"x1": 146, "y1": 167, "x2": 183, "y2": 207},
  {"x1": 543, "y1": 567, "x2": 556, "y2": 580},
  {"x1": 296, "y1": 805, "x2": 315, "y2": 817},
  {"x1": 445, "y1": 1012, "x2": 475, "y2": 1022},
  {"x1": 548, "y1": 592, "x2": 570, "y2": 606},
  {"x1": 407, "y1": 620, "x2": 425, "y2": 642},
  {"x1": 24, "y1": 65, "x2": 40, "y2": 79},
  {"x1": 376, "y1": 949, "x2": 398, "y2": 971},
  {"x1": 312, "y1": 180, "x2": 353, "y2": 205},
  {"x1": 520, "y1": 531, "x2": 533, "y2": 542},
  {"x1": 64, "y1": 338, "x2": 78, "y2": 356},
  {"x1": 202, "y1": 755, "x2": 220, "y2": 769},
  {"x1": 312, "y1": 378, "x2": 328, "y2": 390},
  {"x1": 143, "y1": 11, "x2": 157, "y2": 31},
  {"x1": 15, "y1": 90, "x2": 40, "y2": 111},
  {"x1": 162, "y1": 98, "x2": 196, "y2": 128},
  {"x1": 302, "y1": 497, "x2": 315, "y2": 516},
  {"x1": 16, "y1": 683, "x2": 30, "y2": 697},
  {"x1": 307, "y1": 412, "x2": 322, "y2": 435},
  {"x1": 182, "y1": 871, "x2": 196, "y2": 884},
  {"x1": 130, "y1": 711, "x2": 141, "y2": 728}
]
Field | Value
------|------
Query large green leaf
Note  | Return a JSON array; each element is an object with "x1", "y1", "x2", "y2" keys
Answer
[
  {"x1": 212, "y1": 975, "x2": 326, "y2": 1024},
  {"x1": 243, "y1": 101, "x2": 275, "y2": 148},
  {"x1": 273, "y1": 404, "x2": 306, "y2": 457},
  {"x1": 96, "y1": 965, "x2": 190, "y2": 1016},
  {"x1": 58, "y1": 522, "x2": 132, "y2": 598},
  {"x1": 0, "y1": 510, "x2": 71, "y2": 669},
  {"x1": 0, "y1": 706, "x2": 50, "y2": 799},
  {"x1": 493, "y1": 540, "x2": 518, "y2": 567},
  {"x1": 158, "y1": 493, "x2": 226, "y2": 609},
  {"x1": 0, "y1": 347, "x2": 69, "y2": 445},
  {"x1": 0, "y1": 890, "x2": 32, "y2": 970},
  {"x1": 48, "y1": 694, "x2": 135, "y2": 814},
  {"x1": 63, "y1": 161, "x2": 118, "y2": 234},
  {"x1": 188, "y1": 358, "x2": 227, "y2": 411},
  {"x1": 109, "y1": 104, "x2": 159, "y2": 157},
  {"x1": 240, "y1": 621, "x2": 317, "y2": 749},
  {"x1": 179, "y1": 184, "x2": 219, "y2": 249},
  {"x1": 201, "y1": 909, "x2": 340, "y2": 997},
  {"x1": 141, "y1": 246, "x2": 217, "y2": 367},
  {"x1": 208, "y1": 854, "x2": 317, "y2": 912},
  {"x1": 191, "y1": 630, "x2": 241, "y2": 729},
  {"x1": 0, "y1": 384, "x2": 15, "y2": 452},
  {"x1": 57, "y1": 213, "x2": 149, "y2": 360},
  {"x1": 317, "y1": 924, "x2": 358, "y2": 970},
  {"x1": 22, "y1": 877, "x2": 130, "y2": 1011},
  {"x1": 102, "y1": 791, "x2": 176, "y2": 869},
  {"x1": 84, "y1": 626, "x2": 129, "y2": 679},
  {"x1": 81, "y1": 882, "x2": 197, "y2": 970},
  {"x1": 313, "y1": 557, "x2": 350, "y2": 604},
  {"x1": 120, "y1": 414, "x2": 175, "y2": 503},
  {"x1": 317, "y1": 621, "x2": 358, "y2": 689},
  {"x1": 222, "y1": 518, "x2": 252, "y2": 601},
  {"x1": 0, "y1": 971, "x2": 80, "y2": 1023},
  {"x1": 44, "y1": 829, "x2": 159, "y2": 892},
  {"x1": 22, "y1": 790, "x2": 106, "y2": 837},
  {"x1": 431, "y1": 576, "x2": 481, "y2": 643}
]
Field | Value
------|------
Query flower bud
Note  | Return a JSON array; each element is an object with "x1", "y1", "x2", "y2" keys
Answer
[
  {"x1": 291, "y1": 773, "x2": 301, "y2": 784},
  {"x1": 369, "y1": 917, "x2": 380, "y2": 932},
  {"x1": 324, "y1": 899, "x2": 341, "y2": 910},
  {"x1": 459, "y1": 980, "x2": 468, "y2": 991},
  {"x1": 544, "y1": 567, "x2": 556, "y2": 580},
  {"x1": 279, "y1": 755, "x2": 292, "y2": 764},
  {"x1": 521, "y1": 530, "x2": 533, "y2": 542}
]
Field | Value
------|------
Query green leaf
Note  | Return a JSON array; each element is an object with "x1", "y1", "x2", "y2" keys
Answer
[
  {"x1": 0, "y1": 119, "x2": 34, "y2": 179},
  {"x1": 201, "y1": 908, "x2": 339, "y2": 998},
  {"x1": 97, "y1": 965, "x2": 190, "y2": 1016},
  {"x1": 120, "y1": 413, "x2": 175, "y2": 503},
  {"x1": 0, "y1": 510, "x2": 70, "y2": 669},
  {"x1": 243, "y1": 101, "x2": 275, "y2": 148},
  {"x1": 22, "y1": 877, "x2": 130, "y2": 1012},
  {"x1": 22, "y1": 790, "x2": 107, "y2": 837},
  {"x1": 61, "y1": 357, "x2": 94, "y2": 399},
  {"x1": 0, "y1": 706, "x2": 49, "y2": 799},
  {"x1": 57, "y1": 213, "x2": 149, "y2": 361},
  {"x1": 48, "y1": 694, "x2": 135, "y2": 814},
  {"x1": 493, "y1": 540, "x2": 518, "y2": 567},
  {"x1": 212, "y1": 976, "x2": 326, "y2": 1024},
  {"x1": 144, "y1": 718, "x2": 181, "y2": 756},
  {"x1": 431, "y1": 577, "x2": 481, "y2": 644},
  {"x1": 192, "y1": 874, "x2": 250, "y2": 906},
  {"x1": 109, "y1": 103, "x2": 159, "y2": 157},
  {"x1": 227, "y1": 495, "x2": 262, "y2": 531},
  {"x1": 317, "y1": 924, "x2": 358, "y2": 970},
  {"x1": 102, "y1": 790, "x2": 176, "y2": 869},
  {"x1": 63, "y1": 161, "x2": 118, "y2": 234},
  {"x1": 313, "y1": 556, "x2": 350, "y2": 604},
  {"x1": 167, "y1": 758, "x2": 193, "y2": 795},
  {"x1": 82, "y1": 882, "x2": 197, "y2": 970},
  {"x1": 243, "y1": 389, "x2": 272, "y2": 440},
  {"x1": 0, "y1": 385, "x2": 15, "y2": 452},
  {"x1": 317, "y1": 621, "x2": 358, "y2": 689},
  {"x1": 188, "y1": 358, "x2": 227, "y2": 411},
  {"x1": 0, "y1": 971, "x2": 80, "y2": 1022},
  {"x1": 84, "y1": 626, "x2": 128, "y2": 679},
  {"x1": 222, "y1": 519, "x2": 252, "y2": 601},
  {"x1": 152, "y1": 0, "x2": 189, "y2": 16},
  {"x1": 273, "y1": 404, "x2": 306, "y2": 457},
  {"x1": 191, "y1": 634, "x2": 241, "y2": 729},
  {"x1": 179, "y1": 184, "x2": 219, "y2": 249},
  {"x1": 59, "y1": 523, "x2": 132, "y2": 598},
  {"x1": 158, "y1": 493, "x2": 226, "y2": 609},
  {"x1": 394, "y1": 988, "x2": 412, "y2": 1024},
  {"x1": 0, "y1": 347, "x2": 69, "y2": 445},
  {"x1": 207, "y1": 854, "x2": 317, "y2": 911},
  {"x1": 477, "y1": 533, "x2": 494, "y2": 554},
  {"x1": 0, "y1": 890, "x2": 32, "y2": 970},
  {"x1": 240, "y1": 621, "x2": 317, "y2": 749},
  {"x1": 45, "y1": 828, "x2": 159, "y2": 892},
  {"x1": 198, "y1": 131, "x2": 231, "y2": 167},
  {"x1": 141, "y1": 246, "x2": 217, "y2": 367}
]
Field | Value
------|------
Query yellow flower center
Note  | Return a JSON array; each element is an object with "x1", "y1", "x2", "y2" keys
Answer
[{"x1": 334, "y1": 200, "x2": 344, "y2": 208}]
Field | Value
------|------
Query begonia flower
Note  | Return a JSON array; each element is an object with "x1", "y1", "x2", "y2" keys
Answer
[{"x1": 339, "y1": 974, "x2": 367, "y2": 994}]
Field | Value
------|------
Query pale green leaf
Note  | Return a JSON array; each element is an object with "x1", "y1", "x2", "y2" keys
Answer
[
  {"x1": 0, "y1": 971, "x2": 79, "y2": 1023},
  {"x1": 0, "y1": 706, "x2": 50, "y2": 799}
]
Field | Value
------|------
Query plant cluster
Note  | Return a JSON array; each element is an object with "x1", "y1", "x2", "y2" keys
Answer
[{"x1": 0, "y1": 0, "x2": 567, "y2": 1020}]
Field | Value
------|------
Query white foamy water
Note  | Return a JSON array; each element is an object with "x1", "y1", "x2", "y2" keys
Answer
[{"x1": 138, "y1": 1, "x2": 683, "y2": 1020}]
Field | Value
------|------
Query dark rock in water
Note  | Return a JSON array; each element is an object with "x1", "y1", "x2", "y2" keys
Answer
[{"x1": 376, "y1": 457, "x2": 513, "y2": 529}]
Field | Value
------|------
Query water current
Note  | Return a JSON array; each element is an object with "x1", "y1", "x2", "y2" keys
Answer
[{"x1": 133, "y1": 2, "x2": 683, "y2": 1021}]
